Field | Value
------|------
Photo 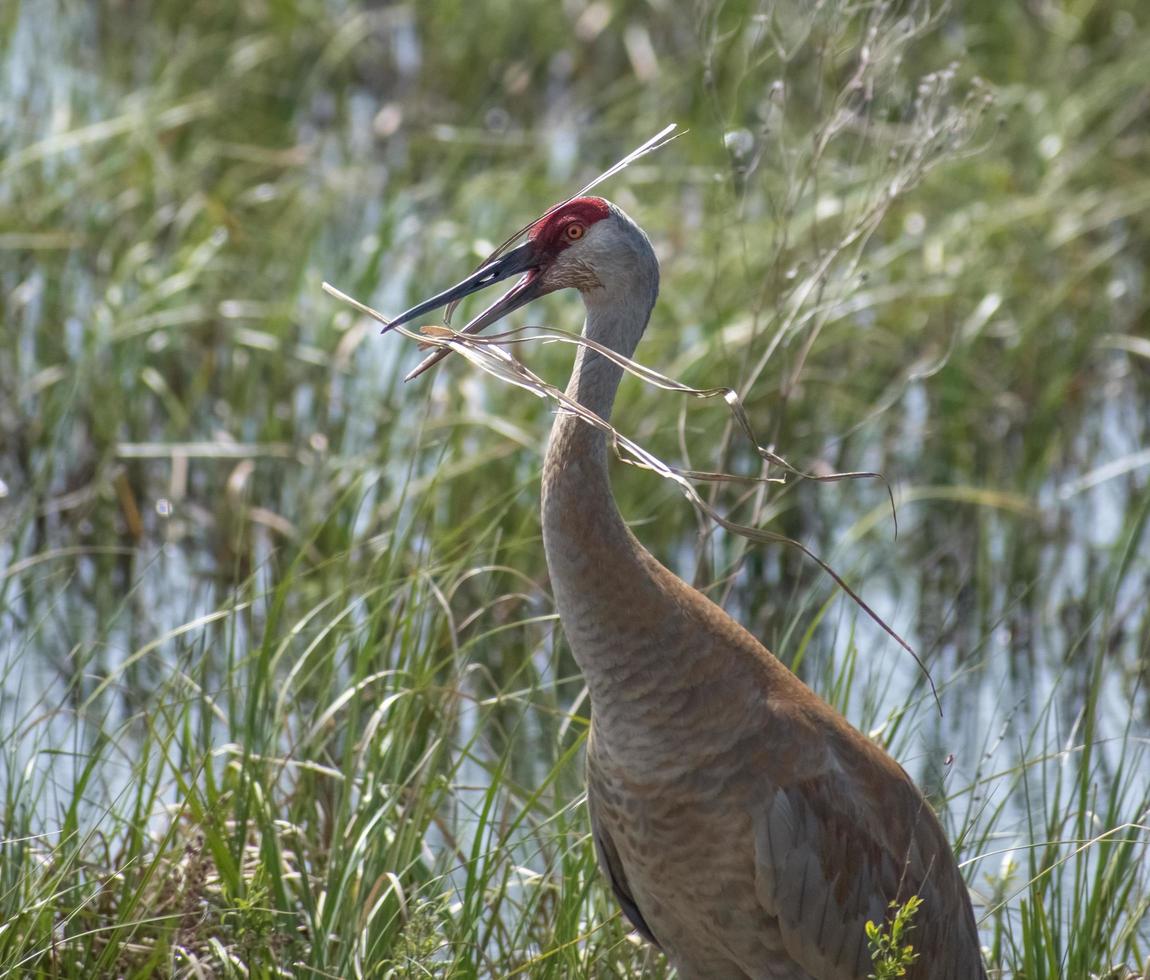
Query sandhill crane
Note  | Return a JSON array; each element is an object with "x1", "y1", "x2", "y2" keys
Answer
[{"x1": 382, "y1": 197, "x2": 986, "y2": 979}]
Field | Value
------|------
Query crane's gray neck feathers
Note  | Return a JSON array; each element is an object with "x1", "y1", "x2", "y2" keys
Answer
[
  {"x1": 541, "y1": 261, "x2": 670, "y2": 725},
  {"x1": 565, "y1": 282, "x2": 651, "y2": 422}
]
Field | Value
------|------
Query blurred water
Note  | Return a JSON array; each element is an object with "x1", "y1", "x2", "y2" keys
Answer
[{"x1": 2, "y1": 0, "x2": 1148, "y2": 960}]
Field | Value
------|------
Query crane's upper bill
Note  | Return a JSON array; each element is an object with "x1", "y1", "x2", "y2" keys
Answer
[{"x1": 382, "y1": 239, "x2": 546, "y2": 339}]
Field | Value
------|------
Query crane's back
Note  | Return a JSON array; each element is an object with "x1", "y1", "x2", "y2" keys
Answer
[{"x1": 567, "y1": 529, "x2": 986, "y2": 979}]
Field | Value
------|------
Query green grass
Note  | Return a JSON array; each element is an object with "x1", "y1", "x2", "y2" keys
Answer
[{"x1": 1, "y1": 0, "x2": 1149, "y2": 976}]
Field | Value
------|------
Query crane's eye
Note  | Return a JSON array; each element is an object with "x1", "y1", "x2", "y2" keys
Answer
[{"x1": 564, "y1": 222, "x2": 585, "y2": 241}]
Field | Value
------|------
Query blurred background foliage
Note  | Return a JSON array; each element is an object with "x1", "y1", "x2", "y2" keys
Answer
[{"x1": 1, "y1": 0, "x2": 1148, "y2": 976}]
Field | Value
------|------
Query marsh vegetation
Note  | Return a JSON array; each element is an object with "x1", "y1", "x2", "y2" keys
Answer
[{"x1": 1, "y1": 1, "x2": 1148, "y2": 976}]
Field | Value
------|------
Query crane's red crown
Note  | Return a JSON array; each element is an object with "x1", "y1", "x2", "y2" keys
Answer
[{"x1": 529, "y1": 197, "x2": 611, "y2": 256}]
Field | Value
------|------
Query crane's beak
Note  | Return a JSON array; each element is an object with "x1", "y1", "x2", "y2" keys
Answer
[{"x1": 383, "y1": 240, "x2": 546, "y2": 381}]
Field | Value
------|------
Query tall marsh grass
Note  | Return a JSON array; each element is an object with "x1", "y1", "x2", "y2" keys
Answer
[{"x1": 1, "y1": 0, "x2": 1148, "y2": 976}]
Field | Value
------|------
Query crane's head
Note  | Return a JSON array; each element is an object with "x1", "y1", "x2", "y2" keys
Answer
[{"x1": 383, "y1": 197, "x2": 658, "y2": 379}]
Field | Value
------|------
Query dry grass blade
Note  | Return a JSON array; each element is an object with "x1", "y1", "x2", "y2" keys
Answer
[
  {"x1": 321, "y1": 283, "x2": 938, "y2": 710},
  {"x1": 493, "y1": 324, "x2": 899, "y2": 533}
]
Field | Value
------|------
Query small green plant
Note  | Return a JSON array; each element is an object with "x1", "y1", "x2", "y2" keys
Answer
[
  {"x1": 221, "y1": 870, "x2": 282, "y2": 970},
  {"x1": 867, "y1": 896, "x2": 923, "y2": 980},
  {"x1": 383, "y1": 900, "x2": 447, "y2": 979}
]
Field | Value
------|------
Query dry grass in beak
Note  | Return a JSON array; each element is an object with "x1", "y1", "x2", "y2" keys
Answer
[{"x1": 322, "y1": 280, "x2": 937, "y2": 708}]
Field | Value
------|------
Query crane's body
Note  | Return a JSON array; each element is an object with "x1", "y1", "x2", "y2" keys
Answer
[{"x1": 385, "y1": 197, "x2": 986, "y2": 979}]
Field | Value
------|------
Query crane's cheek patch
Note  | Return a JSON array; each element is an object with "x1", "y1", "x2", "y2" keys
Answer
[{"x1": 554, "y1": 258, "x2": 603, "y2": 292}]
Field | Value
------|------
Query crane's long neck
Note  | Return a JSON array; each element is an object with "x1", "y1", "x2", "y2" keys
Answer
[{"x1": 542, "y1": 286, "x2": 689, "y2": 726}]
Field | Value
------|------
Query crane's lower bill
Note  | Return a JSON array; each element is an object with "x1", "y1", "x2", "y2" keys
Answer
[
  {"x1": 382, "y1": 240, "x2": 545, "y2": 343},
  {"x1": 380, "y1": 241, "x2": 546, "y2": 381}
]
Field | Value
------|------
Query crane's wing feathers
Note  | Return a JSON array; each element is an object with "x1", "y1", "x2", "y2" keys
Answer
[
  {"x1": 753, "y1": 763, "x2": 985, "y2": 979},
  {"x1": 590, "y1": 807, "x2": 661, "y2": 946}
]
